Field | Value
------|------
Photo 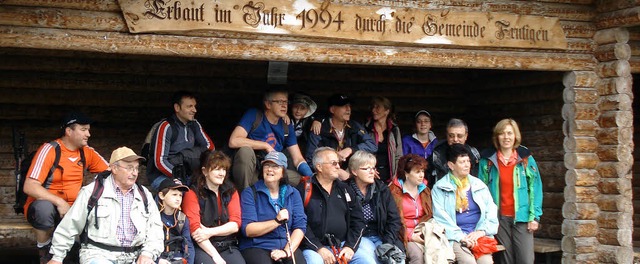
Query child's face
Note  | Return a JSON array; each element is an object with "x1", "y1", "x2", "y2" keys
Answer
[
  {"x1": 161, "y1": 189, "x2": 183, "y2": 210},
  {"x1": 291, "y1": 103, "x2": 309, "y2": 120}
]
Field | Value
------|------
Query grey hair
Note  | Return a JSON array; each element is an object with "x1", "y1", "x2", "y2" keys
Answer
[
  {"x1": 312, "y1": 147, "x2": 338, "y2": 168},
  {"x1": 447, "y1": 118, "x2": 468, "y2": 133},
  {"x1": 348, "y1": 150, "x2": 376, "y2": 175}
]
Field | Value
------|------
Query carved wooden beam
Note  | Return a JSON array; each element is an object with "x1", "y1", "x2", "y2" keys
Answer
[{"x1": 0, "y1": 26, "x2": 597, "y2": 70}]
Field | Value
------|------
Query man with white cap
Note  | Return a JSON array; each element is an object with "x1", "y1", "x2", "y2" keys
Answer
[{"x1": 48, "y1": 147, "x2": 163, "y2": 264}]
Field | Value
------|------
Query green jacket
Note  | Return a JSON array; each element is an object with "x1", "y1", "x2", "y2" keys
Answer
[{"x1": 477, "y1": 146, "x2": 543, "y2": 223}]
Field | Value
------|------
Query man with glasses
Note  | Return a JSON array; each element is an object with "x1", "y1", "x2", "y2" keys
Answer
[
  {"x1": 48, "y1": 147, "x2": 163, "y2": 264},
  {"x1": 22, "y1": 111, "x2": 109, "y2": 264},
  {"x1": 306, "y1": 93, "x2": 377, "y2": 180},
  {"x1": 426, "y1": 118, "x2": 480, "y2": 188},
  {"x1": 229, "y1": 88, "x2": 313, "y2": 190},
  {"x1": 147, "y1": 90, "x2": 215, "y2": 191},
  {"x1": 298, "y1": 147, "x2": 368, "y2": 264}
]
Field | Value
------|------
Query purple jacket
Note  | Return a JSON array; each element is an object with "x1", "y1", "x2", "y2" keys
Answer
[{"x1": 401, "y1": 132, "x2": 438, "y2": 159}]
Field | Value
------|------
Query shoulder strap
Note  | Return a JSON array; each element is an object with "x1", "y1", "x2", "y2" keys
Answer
[
  {"x1": 250, "y1": 111, "x2": 263, "y2": 135},
  {"x1": 79, "y1": 147, "x2": 86, "y2": 170},
  {"x1": 87, "y1": 171, "x2": 109, "y2": 229},
  {"x1": 249, "y1": 111, "x2": 289, "y2": 137},
  {"x1": 177, "y1": 210, "x2": 186, "y2": 231},
  {"x1": 136, "y1": 183, "x2": 149, "y2": 214},
  {"x1": 43, "y1": 141, "x2": 62, "y2": 188},
  {"x1": 301, "y1": 176, "x2": 312, "y2": 207},
  {"x1": 167, "y1": 118, "x2": 180, "y2": 144}
]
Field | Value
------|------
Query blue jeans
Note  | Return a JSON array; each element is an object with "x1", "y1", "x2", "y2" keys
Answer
[{"x1": 303, "y1": 237, "x2": 377, "y2": 264}]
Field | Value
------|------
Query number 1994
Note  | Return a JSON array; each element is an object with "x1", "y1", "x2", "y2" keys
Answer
[{"x1": 296, "y1": 9, "x2": 344, "y2": 31}]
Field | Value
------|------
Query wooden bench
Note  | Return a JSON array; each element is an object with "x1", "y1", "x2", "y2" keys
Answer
[{"x1": 534, "y1": 238, "x2": 561, "y2": 264}]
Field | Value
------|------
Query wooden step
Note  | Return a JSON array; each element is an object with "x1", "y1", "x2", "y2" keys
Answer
[{"x1": 0, "y1": 217, "x2": 36, "y2": 248}]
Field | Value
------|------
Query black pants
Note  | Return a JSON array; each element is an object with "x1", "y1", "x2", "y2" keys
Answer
[
  {"x1": 194, "y1": 245, "x2": 245, "y2": 264},
  {"x1": 241, "y1": 247, "x2": 306, "y2": 264}
]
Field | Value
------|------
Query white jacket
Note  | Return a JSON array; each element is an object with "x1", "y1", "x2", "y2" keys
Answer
[{"x1": 50, "y1": 175, "x2": 163, "y2": 262}]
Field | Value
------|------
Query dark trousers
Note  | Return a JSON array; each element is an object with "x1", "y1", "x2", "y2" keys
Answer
[
  {"x1": 194, "y1": 245, "x2": 246, "y2": 264},
  {"x1": 241, "y1": 247, "x2": 306, "y2": 264},
  {"x1": 496, "y1": 216, "x2": 534, "y2": 264}
]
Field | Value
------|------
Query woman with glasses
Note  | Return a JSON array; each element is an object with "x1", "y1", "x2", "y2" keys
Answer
[
  {"x1": 389, "y1": 154, "x2": 433, "y2": 264},
  {"x1": 364, "y1": 96, "x2": 402, "y2": 183},
  {"x1": 239, "y1": 151, "x2": 307, "y2": 264},
  {"x1": 402, "y1": 110, "x2": 438, "y2": 159},
  {"x1": 344, "y1": 150, "x2": 404, "y2": 263},
  {"x1": 181, "y1": 150, "x2": 246, "y2": 264}
]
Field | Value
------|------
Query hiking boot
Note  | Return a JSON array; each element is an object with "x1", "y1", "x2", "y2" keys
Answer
[{"x1": 38, "y1": 244, "x2": 52, "y2": 264}]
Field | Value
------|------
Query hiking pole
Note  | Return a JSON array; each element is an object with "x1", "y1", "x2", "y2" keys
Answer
[{"x1": 284, "y1": 221, "x2": 296, "y2": 264}]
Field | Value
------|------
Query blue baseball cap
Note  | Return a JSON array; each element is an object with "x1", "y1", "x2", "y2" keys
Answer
[{"x1": 262, "y1": 151, "x2": 287, "y2": 169}]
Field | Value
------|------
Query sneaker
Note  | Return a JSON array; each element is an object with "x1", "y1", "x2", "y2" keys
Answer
[{"x1": 38, "y1": 244, "x2": 52, "y2": 264}]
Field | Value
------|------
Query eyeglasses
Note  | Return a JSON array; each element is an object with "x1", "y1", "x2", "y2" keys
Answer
[
  {"x1": 115, "y1": 164, "x2": 139, "y2": 173},
  {"x1": 359, "y1": 167, "x2": 375, "y2": 171},
  {"x1": 270, "y1": 99, "x2": 289, "y2": 105},
  {"x1": 322, "y1": 160, "x2": 341, "y2": 167},
  {"x1": 263, "y1": 163, "x2": 282, "y2": 169}
]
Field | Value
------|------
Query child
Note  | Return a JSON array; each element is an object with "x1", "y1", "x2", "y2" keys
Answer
[
  {"x1": 289, "y1": 92, "x2": 318, "y2": 159},
  {"x1": 157, "y1": 179, "x2": 195, "y2": 264}
]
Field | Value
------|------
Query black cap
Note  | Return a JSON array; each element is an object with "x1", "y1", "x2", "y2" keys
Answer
[
  {"x1": 157, "y1": 178, "x2": 189, "y2": 193},
  {"x1": 61, "y1": 112, "x2": 93, "y2": 129},
  {"x1": 327, "y1": 94, "x2": 353, "y2": 107}
]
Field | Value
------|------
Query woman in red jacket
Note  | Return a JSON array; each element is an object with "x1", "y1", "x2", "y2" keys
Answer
[{"x1": 389, "y1": 154, "x2": 433, "y2": 264}]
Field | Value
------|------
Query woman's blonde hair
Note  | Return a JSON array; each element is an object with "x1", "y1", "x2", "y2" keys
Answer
[{"x1": 492, "y1": 118, "x2": 522, "y2": 149}]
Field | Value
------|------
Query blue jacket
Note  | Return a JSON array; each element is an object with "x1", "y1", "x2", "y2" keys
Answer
[
  {"x1": 239, "y1": 180, "x2": 307, "y2": 251},
  {"x1": 477, "y1": 146, "x2": 543, "y2": 223},
  {"x1": 402, "y1": 132, "x2": 438, "y2": 159},
  {"x1": 431, "y1": 173, "x2": 498, "y2": 244}
]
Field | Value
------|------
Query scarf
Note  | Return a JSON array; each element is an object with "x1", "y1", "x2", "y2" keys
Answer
[{"x1": 449, "y1": 173, "x2": 469, "y2": 213}]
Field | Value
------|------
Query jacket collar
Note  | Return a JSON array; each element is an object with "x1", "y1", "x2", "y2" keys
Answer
[{"x1": 412, "y1": 131, "x2": 436, "y2": 142}]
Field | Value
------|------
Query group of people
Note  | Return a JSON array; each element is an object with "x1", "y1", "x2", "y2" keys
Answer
[{"x1": 22, "y1": 89, "x2": 543, "y2": 264}]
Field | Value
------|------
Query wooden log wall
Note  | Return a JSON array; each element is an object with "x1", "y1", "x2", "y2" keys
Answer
[
  {"x1": 5, "y1": 1, "x2": 640, "y2": 263},
  {"x1": 0, "y1": 50, "x2": 475, "y2": 218},
  {"x1": 464, "y1": 71, "x2": 566, "y2": 241},
  {"x1": 593, "y1": 24, "x2": 634, "y2": 263},
  {"x1": 634, "y1": 74, "x2": 640, "y2": 250}
]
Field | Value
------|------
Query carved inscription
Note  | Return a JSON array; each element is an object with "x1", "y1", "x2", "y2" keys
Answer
[{"x1": 119, "y1": 0, "x2": 568, "y2": 49}]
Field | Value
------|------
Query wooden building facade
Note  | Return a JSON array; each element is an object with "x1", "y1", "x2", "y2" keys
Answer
[{"x1": 0, "y1": 0, "x2": 637, "y2": 263}]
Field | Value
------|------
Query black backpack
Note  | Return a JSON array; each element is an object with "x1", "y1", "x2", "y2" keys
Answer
[{"x1": 13, "y1": 141, "x2": 85, "y2": 214}]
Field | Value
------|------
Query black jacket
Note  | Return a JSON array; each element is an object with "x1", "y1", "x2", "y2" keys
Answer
[
  {"x1": 306, "y1": 119, "x2": 377, "y2": 166},
  {"x1": 297, "y1": 176, "x2": 365, "y2": 251},
  {"x1": 426, "y1": 141, "x2": 480, "y2": 189},
  {"x1": 344, "y1": 178, "x2": 405, "y2": 252}
]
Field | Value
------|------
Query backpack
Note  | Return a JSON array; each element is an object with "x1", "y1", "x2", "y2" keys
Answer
[
  {"x1": 141, "y1": 117, "x2": 202, "y2": 166},
  {"x1": 81, "y1": 171, "x2": 149, "y2": 241},
  {"x1": 13, "y1": 141, "x2": 86, "y2": 215}
]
